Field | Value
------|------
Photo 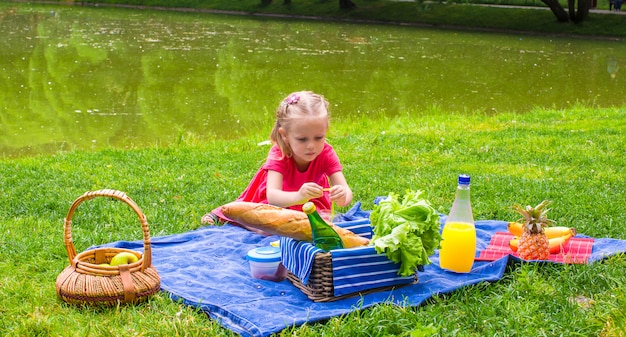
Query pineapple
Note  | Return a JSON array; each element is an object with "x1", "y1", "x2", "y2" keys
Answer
[{"x1": 512, "y1": 200, "x2": 555, "y2": 260}]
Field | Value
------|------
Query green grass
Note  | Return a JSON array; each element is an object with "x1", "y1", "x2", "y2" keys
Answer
[
  {"x1": 2, "y1": 104, "x2": 626, "y2": 336},
  {"x1": 30, "y1": 0, "x2": 626, "y2": 38}
]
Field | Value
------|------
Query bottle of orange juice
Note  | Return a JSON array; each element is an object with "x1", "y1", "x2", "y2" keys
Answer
[{"x1": 439, "y1": 174, "x2": 476, "y2": 273}]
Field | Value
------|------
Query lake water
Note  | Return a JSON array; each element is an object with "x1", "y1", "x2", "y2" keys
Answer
[{"x1": 1, "y1": 2, "x2": 625, "y2": 158}]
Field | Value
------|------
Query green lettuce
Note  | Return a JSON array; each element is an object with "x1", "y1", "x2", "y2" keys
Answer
[{"x1": 370, "y1": 190, "x2": 442, "y2": 276}]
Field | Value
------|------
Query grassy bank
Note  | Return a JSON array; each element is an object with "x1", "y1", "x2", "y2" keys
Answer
[
  {"x1": 17, "y1": 0, "x2": 626, "y2": 39},
  {"x1": 1, "y1": 105, "x2": 626, "y2": 336}
]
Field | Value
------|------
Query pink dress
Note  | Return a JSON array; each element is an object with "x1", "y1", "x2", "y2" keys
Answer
[{"x1": 212, "y1": 143, "x2": 343, "y2": 222}]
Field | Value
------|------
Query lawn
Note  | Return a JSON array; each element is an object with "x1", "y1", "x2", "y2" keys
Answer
[{"x1": 1, "y1": 105, "x2": 625, "y2": 336}]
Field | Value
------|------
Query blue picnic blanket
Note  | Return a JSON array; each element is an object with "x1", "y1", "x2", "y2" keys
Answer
[{"x1": 98, "y1": 203, "x2": 626, "y2": 337}]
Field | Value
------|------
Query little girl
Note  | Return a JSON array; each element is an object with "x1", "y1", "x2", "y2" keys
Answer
[{"x1": 204, "y1": 90, "x2": 353, "y2": 225}]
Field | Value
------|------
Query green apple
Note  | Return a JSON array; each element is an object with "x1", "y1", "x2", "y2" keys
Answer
[
  {"x1": 110, "y1": 252, "x2": 139, "y2": 266},
  {"x1": 99, "y1": 263, "x2": 110, "y2": 267}
]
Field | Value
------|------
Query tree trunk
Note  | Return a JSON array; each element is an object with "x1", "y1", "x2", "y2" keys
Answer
[
  {"x1": 339, "y1": 0, "x2": 357, "y2": 9},
  {"x1": 568, "y1": 0, "x2": 577, "y2": 21},
  {"x1": 567, "y1": 0, "x2": 590, "y2": 23},
  {"x1": 541, "y1": 0, "x2": 570, "y2": 22},
  {"x1": 576, "y1": 0, "x2": 591, "y2": 21}
]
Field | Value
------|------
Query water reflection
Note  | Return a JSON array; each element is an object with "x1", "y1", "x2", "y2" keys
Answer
[
  {"x1": 1, "y1": 3, "x2": 625, "y2": 158},
  {"x1": 607, "y1": 56, "x2": 619, "y2": 79}
]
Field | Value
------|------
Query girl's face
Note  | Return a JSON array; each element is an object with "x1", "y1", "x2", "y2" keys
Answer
[{"x1": 280, "y1": 116, "x2": 328, "y2": 170}]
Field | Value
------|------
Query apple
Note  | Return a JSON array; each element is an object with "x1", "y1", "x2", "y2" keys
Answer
[
  {"x1": 99, "y1": 263, "x2": 110, "y2": 267},
  {"x1": 110, "y1": 252, "x2": 139, "y2": 266}
]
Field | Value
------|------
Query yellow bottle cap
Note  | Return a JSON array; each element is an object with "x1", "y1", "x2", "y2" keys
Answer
[{"x1": 302, "y1": 201, "x2": 315, "y2": 214}]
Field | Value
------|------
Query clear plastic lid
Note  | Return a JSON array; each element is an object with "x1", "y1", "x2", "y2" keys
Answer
[{"x1": 246, "y1": 246, "x2": 281, "y2": 262}]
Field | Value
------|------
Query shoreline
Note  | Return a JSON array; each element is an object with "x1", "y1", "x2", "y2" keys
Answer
[{"x1": 8, "y1": 0, "x2": 624, "y2": 41}]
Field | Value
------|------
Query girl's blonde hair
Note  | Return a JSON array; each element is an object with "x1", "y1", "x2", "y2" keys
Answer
[{"x1": 270, "y1": 91, "x2": 330, "y2": 158}]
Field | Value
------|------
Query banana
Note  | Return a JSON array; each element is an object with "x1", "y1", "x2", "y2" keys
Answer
[
  {"x1": 545, "y1": 226, "x2": 577, "y2": 238},
  {"x1": 507, "y1": 222, "x2": 576, "y2": 239},
  {"x1": 508, "y1": 231, "x2": 575, "y2": 254}
]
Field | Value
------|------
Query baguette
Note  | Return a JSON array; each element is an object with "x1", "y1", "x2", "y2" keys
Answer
[{"x1": 221, "y1": 201, "x2": 370, "y2": 248}]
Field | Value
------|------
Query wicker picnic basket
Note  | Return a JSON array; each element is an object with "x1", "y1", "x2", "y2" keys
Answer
[
  {"x1": 287, "y1": 251, "x2": 346, "y2": 302},
  {"x1": 55, "y1": 189, "x2": 161, "y2": 306},
  {"x1": 286, "y1": 250, "x2": 417, "y2": 302}
]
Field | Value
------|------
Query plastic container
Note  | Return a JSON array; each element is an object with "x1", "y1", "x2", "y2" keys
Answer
[
  {"x1": 439, "y1": 174, "x2": 477, "y2": 273},
  {"x1": 246, "y1": 246, "x2": 287, "y2": 282}
]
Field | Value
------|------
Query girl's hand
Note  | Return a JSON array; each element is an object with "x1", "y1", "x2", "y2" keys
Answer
[
  {"x1": 327, "y1": 185, "x2": 348, "y2": 206},
  {"x1": 298, "y1": 182, "x2": 324, "y2": 202},
  {"x1": 327, "y1": 172, "x2": 353, "y2": 207}
]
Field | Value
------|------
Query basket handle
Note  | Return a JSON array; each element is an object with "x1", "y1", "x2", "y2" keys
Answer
[{"x1": 63, "y1": 189, "x2": 153, "y2": 272}]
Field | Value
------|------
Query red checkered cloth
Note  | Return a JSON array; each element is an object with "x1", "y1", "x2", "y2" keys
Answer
[{"x1": 476, "y1": 232, "x2": 594, "y2": 264}]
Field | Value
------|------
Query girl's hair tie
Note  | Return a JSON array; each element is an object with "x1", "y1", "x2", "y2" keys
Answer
[{"x1": 283, "y1": 94, "x2": 300, "y2": 106}]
